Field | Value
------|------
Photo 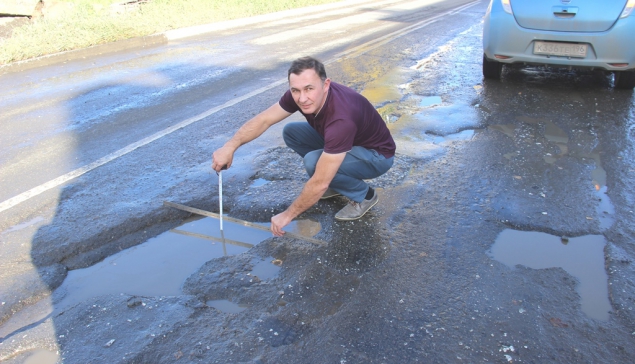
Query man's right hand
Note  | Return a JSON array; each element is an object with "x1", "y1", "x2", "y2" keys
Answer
[
  {"x1": 210, "y1": 102, "x2": 291, "y2": 173},
  {"x1": 211, "y1": 146, "x2": 234, "y2": 173}
]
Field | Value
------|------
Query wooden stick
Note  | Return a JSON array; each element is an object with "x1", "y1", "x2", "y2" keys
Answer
[
  {"x1": 164, "y1": 201, "x2": 327, "y2": 246},
  {"x1": 170, "y1": 228, "x2": 254, "y2": 248}
]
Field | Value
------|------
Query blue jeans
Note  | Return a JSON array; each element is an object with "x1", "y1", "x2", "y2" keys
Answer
[{"x1": 282, "y1": 122, "x2": 394, "y2": 202}]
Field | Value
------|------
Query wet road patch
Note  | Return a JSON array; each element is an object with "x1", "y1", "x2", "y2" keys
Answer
[
  {"x1": 488, "y1": 229, "x2": 610, "y2": 320},
  {"x1": 490, "y1": 117, "x2": 616, "y2": 231}
]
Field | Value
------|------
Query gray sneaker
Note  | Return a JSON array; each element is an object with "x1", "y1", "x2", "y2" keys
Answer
[
  {"x1": 320, "y1": 188, "x2": 341, "y2": 200},
  {"x1": 334, "y1": 192, "x2": 379, "y2": 220}
]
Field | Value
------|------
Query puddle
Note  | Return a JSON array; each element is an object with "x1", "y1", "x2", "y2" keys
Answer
[
  {"x1": 52, "y1": 217, "x2": 321, "y2": 310},
  {"x1": 588, "y1": 151, "x2": 615, "y2": 230},
  {"x1": 250, "y1": 258, "x2": 281, "y2": 280},
  {"x1": 206, "y1": 300, "x2": 250, "y2": 314},
  {"x1": 489, "y1": 229, "x2": 610, "y2": 321},
  {"x1": 23, "y1": 349, "x2": 59, "y2": 364},
  {"x1": 420, "y1": 95, "x2": 442, "y2": 108},
  {"x1": 595, "y1": 186, "x2": 615, "y2": 230},
  {"x1": 250, "y1": 178, "x2": 269, "y2": 188}
]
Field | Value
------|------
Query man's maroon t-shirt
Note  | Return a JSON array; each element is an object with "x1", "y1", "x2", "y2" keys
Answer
[{"x1": 278, "y1": 82, "x2": 396, "y2": 158}]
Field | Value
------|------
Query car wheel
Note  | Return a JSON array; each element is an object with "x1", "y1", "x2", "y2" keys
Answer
[
  {"x1": 483, "y1": 54, "x2": 503, "y2": 79},
  {"x1": 614, "y1": 71, "x2": 635, "y2": 90}
]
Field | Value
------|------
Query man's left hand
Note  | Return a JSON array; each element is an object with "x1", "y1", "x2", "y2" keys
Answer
[{"x1": 271, "y1": 211, "x2": 293, "y2": 237}]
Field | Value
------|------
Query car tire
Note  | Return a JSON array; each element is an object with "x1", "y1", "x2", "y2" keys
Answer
[
  {"x1": 483, "y1": 54, "x2": 503, "y2": 79},
  {"x1": 614, "y1": 71, "x2": 635, "y2": 90}
]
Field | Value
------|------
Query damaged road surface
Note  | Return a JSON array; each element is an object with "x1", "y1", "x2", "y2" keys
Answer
[{"x1": 2, "y1": 0, "x2": 635, "y2": 362}]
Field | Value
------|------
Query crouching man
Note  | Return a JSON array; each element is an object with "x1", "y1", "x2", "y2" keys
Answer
[{"x1": 212, "y1": 56, "x2": 396, "y2": 236}]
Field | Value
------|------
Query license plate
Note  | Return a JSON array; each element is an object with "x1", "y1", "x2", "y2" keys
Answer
[{"x1": 533, "y1": 41, "x2": 587, "y2": 58}]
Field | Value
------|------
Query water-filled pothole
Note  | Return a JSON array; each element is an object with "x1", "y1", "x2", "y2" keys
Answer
[
  {"x1": 52, "y1": 217, "x2": 321, "y2": 310},
  {"x1": 250, "y1": 257, "x2": 282, "y2": 280},
  {"x1": 488, "y1": 229, "x2": 610, "y2": 320},
  {"x1": 420, "y1": 95, "x2": 442, "y2": 107},
  {"x1": 206, "y1": 300, "x2": 250, "y2": 313},
  {"x1": 250, "y1": 178, "x2": 269, "y2": 188}
]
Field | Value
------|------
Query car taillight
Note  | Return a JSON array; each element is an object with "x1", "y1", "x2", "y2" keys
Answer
[
  {"x1": 501, "y1": 0, "x2": 513, "y2": 14},
  {"x1": 621, "y1": 0, "x2": 635, "y2": 18}
]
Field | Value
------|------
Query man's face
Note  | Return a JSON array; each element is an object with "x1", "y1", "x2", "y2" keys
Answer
[{"x1": 289, "y1": 69, "x2": 330, "y2": 115}]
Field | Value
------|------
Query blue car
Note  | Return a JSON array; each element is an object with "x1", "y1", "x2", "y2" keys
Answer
[{"x1": 483, "y1": 0, "x2": 635, "y2": 89}]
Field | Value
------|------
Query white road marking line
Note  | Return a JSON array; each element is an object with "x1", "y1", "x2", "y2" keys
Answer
[{"x1": 0, "y1": 0, "x2": 479, "y2": 214}]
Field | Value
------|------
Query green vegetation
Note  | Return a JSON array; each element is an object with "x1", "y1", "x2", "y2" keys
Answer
[{"x1": 0, "y1": 0, "x2": 340, "y2": 65}]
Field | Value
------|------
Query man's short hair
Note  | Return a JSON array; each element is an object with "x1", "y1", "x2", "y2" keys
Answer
[{"x1": 288, "y1": 56, "x2": 327, "y2": 82}]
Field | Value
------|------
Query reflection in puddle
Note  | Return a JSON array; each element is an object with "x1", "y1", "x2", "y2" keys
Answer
[
  {"x1": 489, "y1": 229, "x2": 610, "y2": 321},
  {"x1": 595, "y1": 186, "x2": 615, "y2": 230},
  {"x1": 589, "y1": 150, "x2": 615, "y2": 230},
  {"x1": 206, "y1": 300, "x2": 250, "y2": 314},
  {"x1": 52, "y1": 217, "x2": 320, "y2": 310}
]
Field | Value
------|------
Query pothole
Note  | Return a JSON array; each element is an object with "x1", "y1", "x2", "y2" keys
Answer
[
  {"x1": 488, "y1": 229, "x2": 610, "y2": 321},
  {"x1": 250, "y1": 257, "x2": 282, "y2": 280},
  {"x1": 250, "y1": 178, "x2": 269, "y2": 188},
  {"x1": 206, "y1": 300, "x2": 250, "y2": 314},
  {"x1": 420, "y1": 95, "x2": 443, "y2": 107},
  {"x1": 52, "y1": 216, "x2": 321, "y2": 310}
]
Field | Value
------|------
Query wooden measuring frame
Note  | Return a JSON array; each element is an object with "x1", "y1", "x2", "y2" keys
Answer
[{"x1": 164, "y1": 201, "x2": 327, "y2": 246}]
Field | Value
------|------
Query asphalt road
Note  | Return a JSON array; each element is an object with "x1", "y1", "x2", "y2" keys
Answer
[{"x1": 1, "y1": 0, "x2": 635, "y2": 362}]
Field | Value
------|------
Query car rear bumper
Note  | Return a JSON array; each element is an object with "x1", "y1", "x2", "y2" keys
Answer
[{"x1": 483, "y1": 12, "x2": 635, "y2": 72}]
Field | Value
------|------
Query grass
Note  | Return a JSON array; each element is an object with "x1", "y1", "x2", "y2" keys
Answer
[{"x1": 0, "y1": 0, "x2": 341, "y2": 65}]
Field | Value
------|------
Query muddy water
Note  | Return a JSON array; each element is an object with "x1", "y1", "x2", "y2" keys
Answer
[
  {"x1": 489, "y1": 229, "x2": 610, "y2": 321},
  {"x1": 52, "y1": 217, "x2": 320, "y2": 310}
]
